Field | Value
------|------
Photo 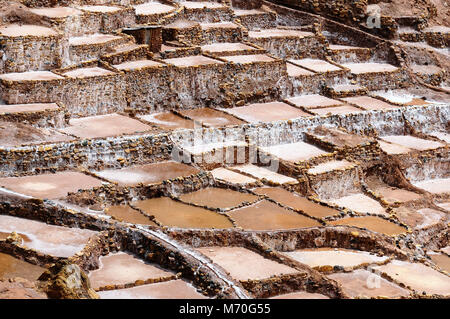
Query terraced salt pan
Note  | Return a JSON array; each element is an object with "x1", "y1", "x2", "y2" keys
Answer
[
  {"x1": 231, "y1": 164, "x2": 298, "y2": 185},
  {"x1": 283, "y1": 248, "x2": 389, "y2": 269},
  {"x1": 248, "y1": 28, "x2": 313, "y2": 38},
  {"x1": 0, "y1": 24, "x2": 58, "y2": 37},
  {"x1": 29, "y1": 7, "x2": 82, "y2": 18},
  {"x1": 210, "y1": 168, "x2": 257, "y2": 185},
  {"x1": 88, "y1": 252, "x2": 175, "y2": 290},
  {"x1": 378, "y1": 140, "x2": 412, "y2": 155},
  {"x1": 0, "y1": 71, "x2": 63, "y2": 82},
  {"x1": 179, "y1": 187, "x2": 258, "y2": 209},
  {"x1": 62, "y1": 67, "x2": 116, "y2": 79},
  {"x1": 134, "y1": 2, "x2": 175, "y2": 15},
  {"x1": 69, "y1": 34, "x2": 123, "y2": 46},
  {"x1": 286, "y1": 63, "x2": 315, "y2": 77},
  {"x1": 220, "y1": 101, "x2": 311, "y2": 123},
  {"x1": 372, "y1": 90, "x2": 431, "y2": 105},
  {"x1": 181, "y1": 1, "x2": 225, "y2": 9},
  {"x1": 59, "y1": 113, "x2": 152, "y2": 138},
  {"x1": 79, "y1": 5, "x2": 122, "y2": 13},
  {"x1": 309, "y1": 105, "x2": 363, "y2": 116},
  {"x1": 289, "y1": 59, "x2": 343, "y2": 73},
  {"x1": 162, "y1": 55, "x2": 223, "y2": 67},
  {"x1": 437, "y1": 202, "x2": 450, "y2": 211},
  {"x1": 179, "y1": 108, "x2": 245, "y2": 127},
  {"x1": 0, "y1": 171, "x2": 103, "y2": 199},
  {"x1": 429, "y1": 131, "x2": 450, "y2": 143},
  {"x1": 227, "y1": 200, "x2": 321, "y2": 231},
  {"x1": 0, "y1": 103, "x2": 59, "y2": 114},
  {"x1": 197, "y1": 246, "x2": 299, "y2": 281},
  {"x1": 329, "y1": 193, "x2": 386, "y2": 216},
  {"x1": 183, "y1": 140, "x2": 247, "y2": 156},
  {"x1": 441, "y1": 247, "x2": 450, "y2": 255},
  {"x1": 428, "y1": 252, "x2": 450, "y2": 273},
  {"x1": 373, "y1": 187, "x2": 422, "y2": 204},
  {"x1": 98, "y1": 280, "x2": 207, "y2": 299},
  {"x1": 104, "y1": 205, "x2": 157, "y2": 226},
  {"x1": 286, "y1": 95, "x2": 343, "y2": 109},
  {"x1": 0, "y1": 252, "x2": 46, "y2": 281},
  {"x1": 253, "y1": 187, "x2": 340, "y2": 218},
  {"x1": 270, "y1": 291, "x2": 329, "y2": 299},
  {"x1": 307, "y1": 160, "x2": 355, "y2": 175},
  {"x1": 260, "y1": 141, "x2": 329, "y2": 162},
  {"x1": 200, "y1": 22, "x2": 239, "y2": 30},
  {"x1": 327, "y1": 269, "x2": 410, "y2": 298},
  {"x1": 380, "y1": 135, "x2": 445, "y2": 151},
  {"x1": 113, "y1": 60, "x2": 164, "y2": 71},
  {"x1": 222, "y1": 54, "x2": 276, "y2": 64},
  {"x1": 342, "y1": 96, "x2": 398, "y2": 111},
  {"x1": 342, "y1": 62, "x2": 398, "y2": 74},
  {"x1": 134, "y1": 197, "x2": 233, "y2": 229},
  {"x1": 201, "y1": 42, "x2": 256, "y2": 54},
  {"x1": 137, "y1": 112, "x2": 194, "y2": 130},
  {"x1": 412, "y1": 178, "x2": 450, "y2": 194},
  {"x1": 374, "y1": 260, "x2": 450, "y2": 296},
  {"x1": 0, "y1": 215, "x2": 97, "y2": 257},
  {"x1": 329, "y1": 216, "x2": 407, "y2": 236},
  {"x1": 95, "y1": 161, "x2": 199, "y2": 187}
]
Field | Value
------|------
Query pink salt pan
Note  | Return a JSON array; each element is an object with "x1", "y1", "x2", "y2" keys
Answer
[
  {"x1": 220, "y1": 101, "x2": 311, "y2": 123},
  {"x1": 210, "y1": 167, "x2": 257, "y2": 184},
  {"x1": 222, "y1": 54, "x2": 275, "y2": 64},
  {"x1": 342, "y1": 96, "x2": 398, "y2": 111},
  {"x1": 79, "y1": 5, "x2": 122, "y2": 13},
  {"x1": 69, "y1": 34, "x2": 122, "y2": 46},
  {"x1": 201, "y1": 42, "x2": 255, "y2": 53},
  {"x1": 134, "y1": 2, "x2": 175, "y2": 15},
  {"x1": 98, "y1": 280, "x2": 207, "y2": 299},
  {"x1": 260, "y1": 141, "x2": 329, "y2": 162},
  {"x1": 373, "y1": 260, "x2": 450, "y2": 296},
  {"x1": 287, "y1": 95, "x2": 344, "y2": 109},
  {"x1": 342, "y1": 62, "x2": 399, "y2": 74},
  {"x1": 0, "y1": 103, "x2": 59, "y2": 114},
  {"x1": 309, "y1": 105, "x2": 363, "y2": 116},
  {"x1": 29, "y1": 7, "x2": 82, "y2": 18},
  {"x1": 307, "y1": 160, "x2": 355, "y2": 175},
  {"x1": 181, "y1": 2, "x2": 225, "y2": 9},
  {"x1": 248, "y1": 29, "x2": 314, "y2": 38},
  {"x1": 286, "y1": 63, "x2": 315, "y2": 77},
  {"x1": 0, "y1": 71, "x2": 63, "y2": 82},
  {"x1": 328, "y1": 269, "x2": 410, "y2": 298},
  {"x1": 0, "y1": 24, "x2": 58, "y2": 37},
  {"x1": 197, "y1": 246, "x2": 299, "y2": 281},
  {"x1": 0, "y1": 171, "x2": 104, "y2": 199},
  {"x1": 63, "y1": 67, "x2": 116, "y2": 79},
  {"x1": 163, "y1": 55, "x2": 223, "y2": 67},
  {"x1": 114, "y1": 60, "x2": 164, "y2": 71},
  {"x1": 0, "y1": 215, "x2": 97, "y2": 258},
  {"x1": 88, "y1": 252, "x2": 175, "y2": 289},
  {"x1": 378, "y1": 140, "x2": 412, "y2": 155},
  {"x1": 329, "y1": 193, "x2": 387, "y2": 216},
  {"x1": 380, "y1": 135, "x2": 445, "y2": 151},
  {"x1": 270, "y1": 291, "x2": 329, "y2": 299},
  {"x1": 413, "y1": 178, "x2": 450, "y2": 194},
  {"x1": 59, "y1": 113, "x2": 151, "y2": 138},
  {"x1": 95, "y1": 161, "x2": 199, "y2": 187},
  {"x1": 231, "y1": 164, "x2": 298, "y2": 185},
  {"x1": 200, "y1": 22, "x2": 239, "y2": 30},
  {"x1": 289, "y1": 59, "x2": 342, "y2": 73}
]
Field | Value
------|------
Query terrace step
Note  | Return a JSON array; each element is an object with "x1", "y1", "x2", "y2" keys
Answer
[
  {"x1": 134, "y1": 2, "x2": 177, "y2": 25},
  {"x1": 101, "y1": 42, "x2": 150, "y2": 65},
  {"x1": 232, "y1": 8, "x2": 277, "y2": 30},
  {"x1": 247, "y1": 28, "x2": 321, "y2": 59},
  {"x1": 323, "y1": 84, "x2": 368, "y2": 98},
  {"x1": 200, "y1": 22, "x2": 243, "y2": 44},
  {"x1": 0, "y1": 102, "x2": 64, "y2": 128},
  {"x1": 68, "y1": 33, "x2": 131, "y2": 65},
  {"x1": 423, "y1": 26, "x2": 450, "y2": 48},
  {"x1": 181, "y1": 1, "x2": 234, "y2": 23},
  {"x1": 410, "y1": 64, "x2": 446, "y2": 86},
  {"x1": 397, "y1": 27, "x2": 424, "y2": 43},
  {"x1": 328, "y1": 44, "x2": 373, "y2": 63},
  {"x1": 78, "y1": 5, "x2": 136, "y2": 34},
  {"x1": 200, "y1": 42, "x2": 264, "y2": 57},
  {"x1": 289, "y1": 58, "x2": 345, "y2": 75}
]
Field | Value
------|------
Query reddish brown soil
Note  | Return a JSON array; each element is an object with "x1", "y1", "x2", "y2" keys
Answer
[
  {"x1": 0, "y1": 278, "x2": 47, "y2": 299},
  {"x1": 377, "y1": 0, "x2": 450, "y2": 27},
  {"x1": 0, "y1": 1, "x2": 50, "y2": 27}
]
